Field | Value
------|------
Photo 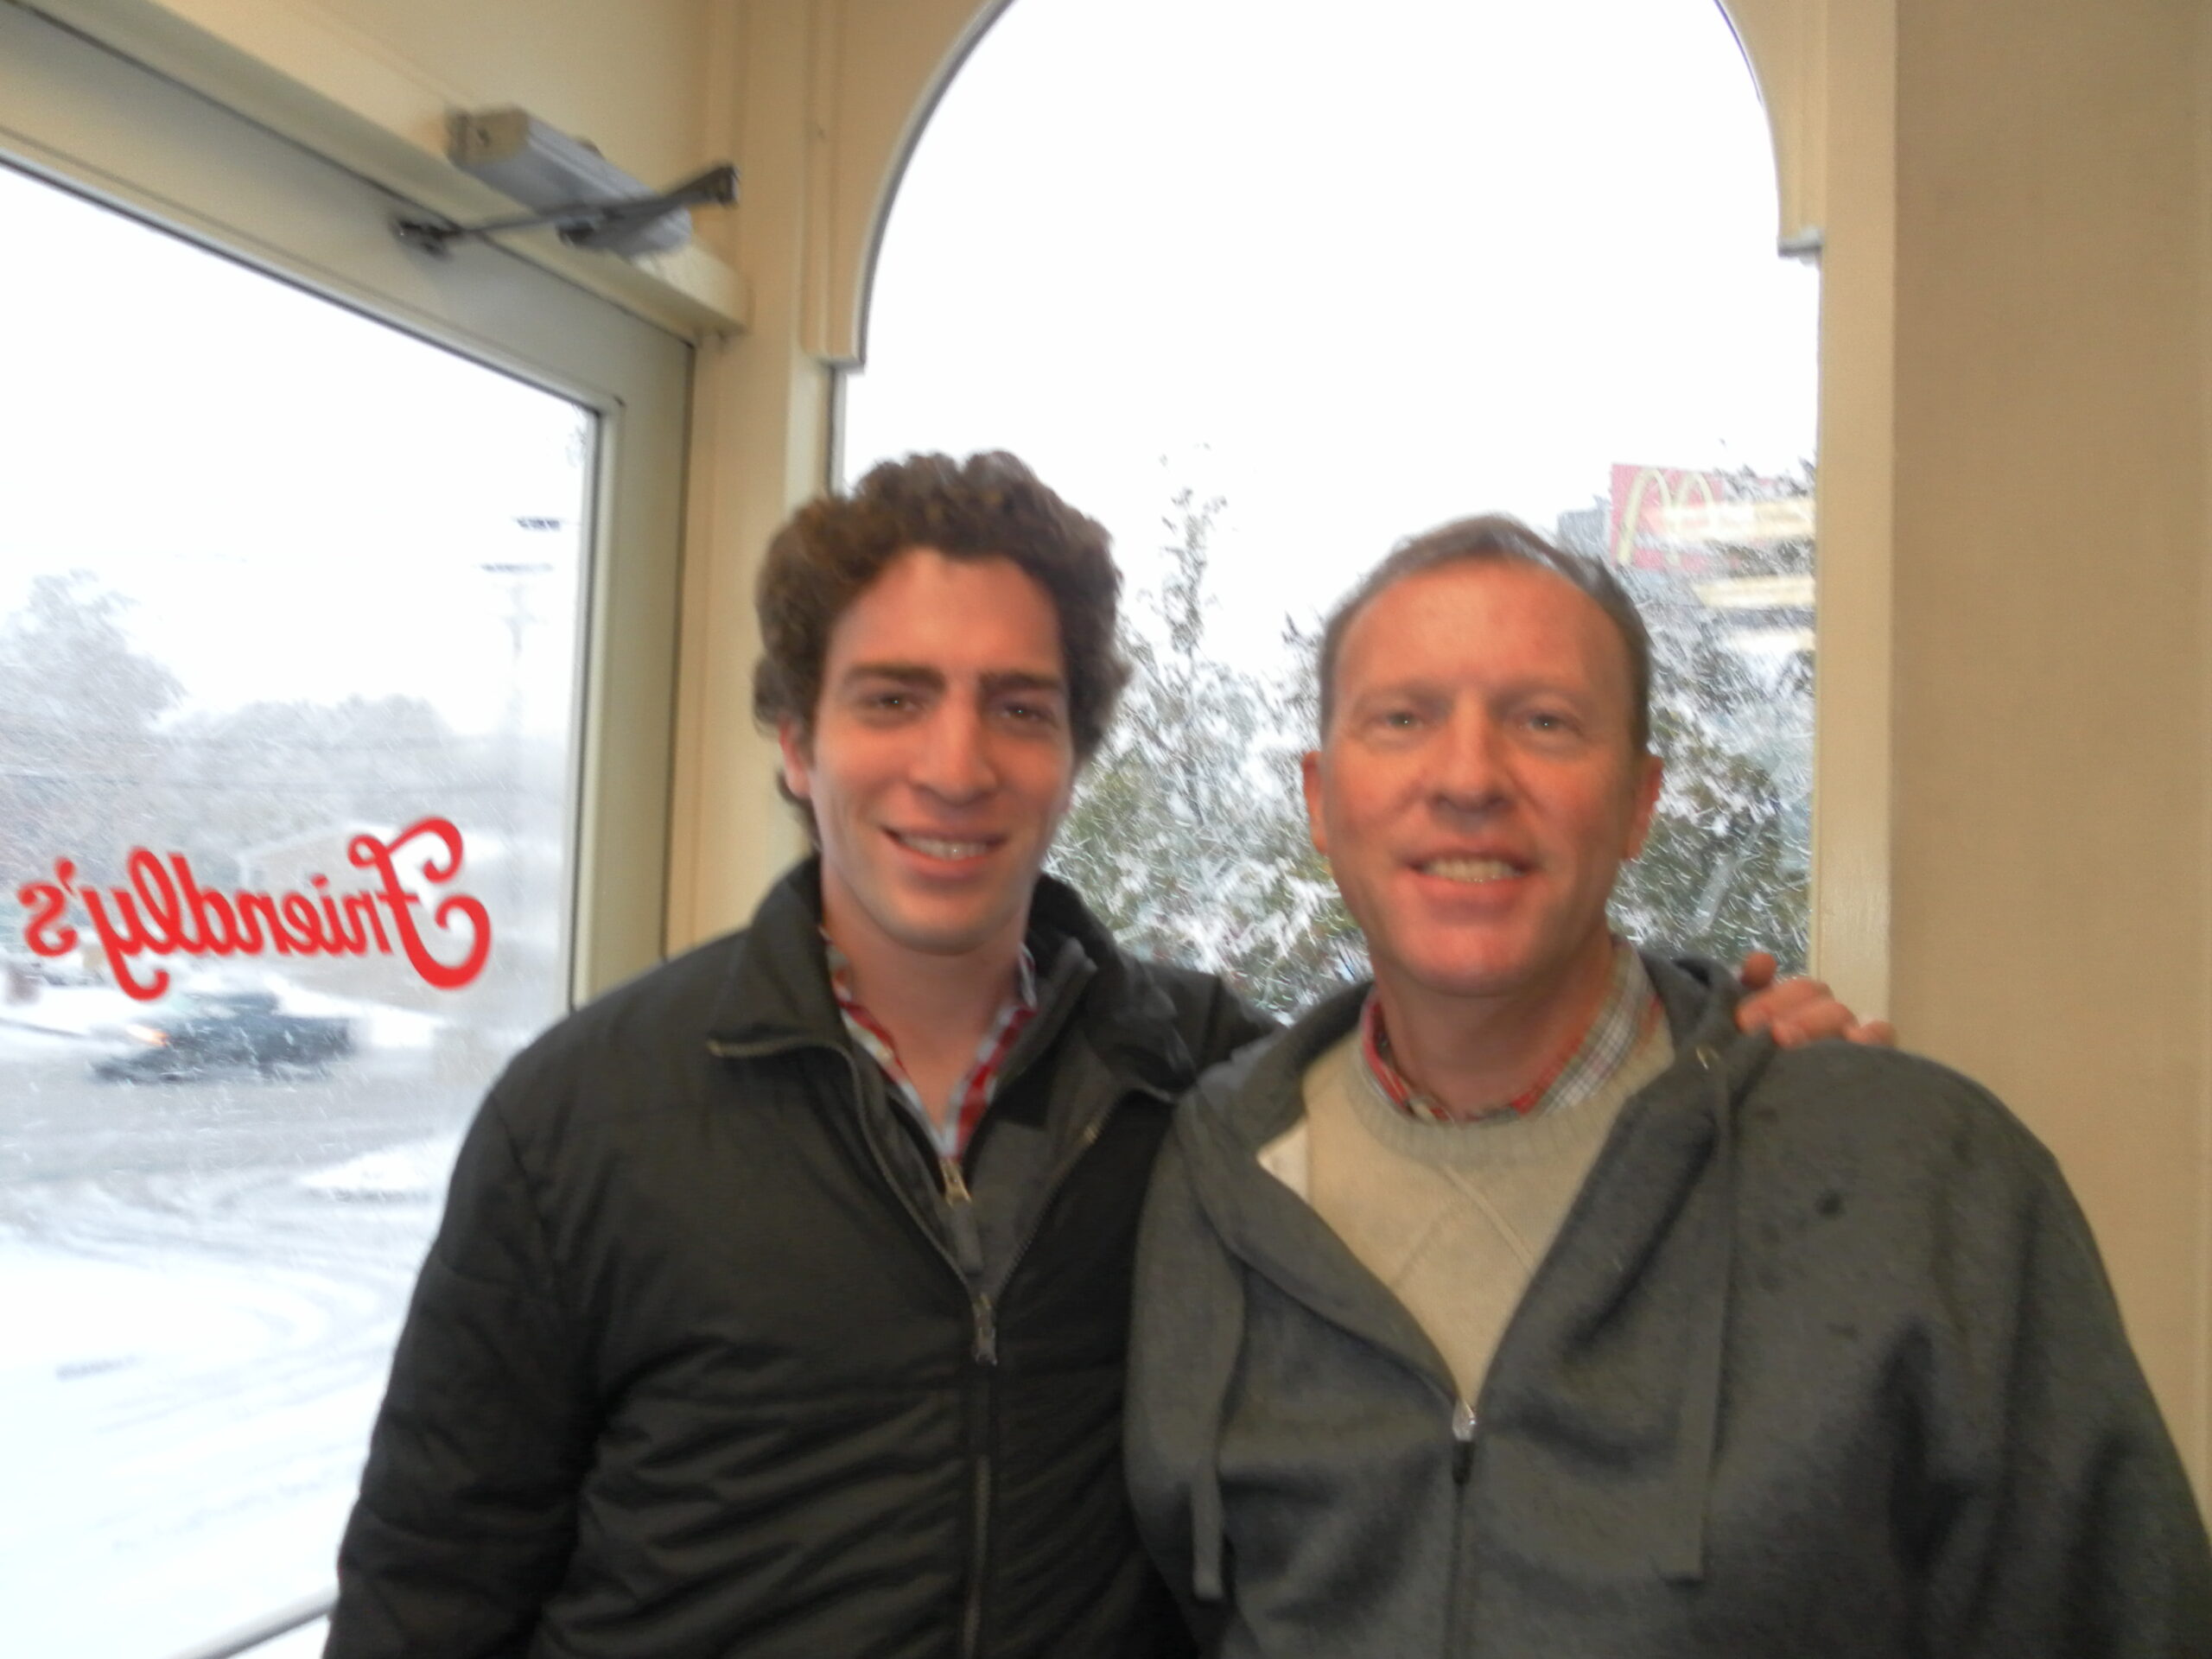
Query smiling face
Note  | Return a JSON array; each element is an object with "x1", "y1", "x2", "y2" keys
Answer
[
  {"x1": 780, "y1": 547, "x2": 1077, "y2": 972},
  {"x1": 1302, "y1": 557, "x2": 1663, "y2": 1009}
]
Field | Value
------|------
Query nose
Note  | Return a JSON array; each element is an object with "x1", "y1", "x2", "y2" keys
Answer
[
  {"x1": 912, "y1": 698, "x2": 998, "y2": 803},
  {"x1": 1432, "y1": 706, "x2": 1509, "y2": 816}
]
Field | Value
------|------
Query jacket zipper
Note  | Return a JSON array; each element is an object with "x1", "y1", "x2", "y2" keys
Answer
[
  {"x1": 941, "y1": 1151, "x2": 995, "y2": 1659},
  {"x1": 710, "y1": 1036, "x2": 978, "y2": 1286},
  {"x1": 831, "y1": 1047, "x2": 997, "y2": 1659},
  {"x1": 709, "y1": 1034, "x2": 1132, "y2": 1659},
  {"x1": 940, "y1": 1088, "x2": 1132, "y2": 1657},
  {"x1": 962, "y1": 1372, "x2": 993, "y2": 1659}
]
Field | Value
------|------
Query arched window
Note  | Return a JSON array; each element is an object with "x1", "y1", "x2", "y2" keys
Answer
[{"x1": 842, "y1": 0, "x2": 1818, "y2": 1013}]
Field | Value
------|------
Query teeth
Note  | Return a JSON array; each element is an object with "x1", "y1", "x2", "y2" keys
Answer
[
  {"x1": 901, "y1": 835, "x2": 988, "y2": 860},
  {"x1": 1423, "y1": 856, "x2": 1517, "y2": 883}
]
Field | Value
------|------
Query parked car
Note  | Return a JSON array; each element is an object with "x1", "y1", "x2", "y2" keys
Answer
[{"x1": 92, "y1": 990, "x2": 354, "y2": 1081}]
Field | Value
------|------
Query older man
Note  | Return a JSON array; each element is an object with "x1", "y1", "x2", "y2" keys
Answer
[{"x1": 1127, "y1": 515, "x2": 2211, "y2": 1656}]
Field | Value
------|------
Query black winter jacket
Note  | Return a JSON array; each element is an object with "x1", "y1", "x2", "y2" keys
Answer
[{"x1": 328, "y1": 863, "x2": 1273, "y2": 1659}]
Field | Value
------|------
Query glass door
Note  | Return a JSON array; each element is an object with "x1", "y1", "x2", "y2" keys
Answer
[{"x1": 0, "y1": 11, "x2": 690, "y2": 1655}]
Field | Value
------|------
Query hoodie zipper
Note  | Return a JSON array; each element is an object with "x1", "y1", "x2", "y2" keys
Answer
[
  {"x1": 1198, "y1": 999, "x2": 1747, "y2": 1644},
  {"x1": 1445, "y1": 1396, "x2": 1478, "y2": 1653}
]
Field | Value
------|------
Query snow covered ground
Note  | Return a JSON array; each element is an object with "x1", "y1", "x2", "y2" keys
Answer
[
  {"x1": 0, "y1": 1239, "x2": 384, "y2": 1655},
  {"x1": 252, "y1": 1619, "x2": 332, "y2": 1658},
  {"x1": 297, "y1": 1134, "x2": 461, "y2": 1202},
  {"x1": 0, "y1": 1037, "x2": 486, "y2": 1659},
  {"x1": 0, "y1": 1211, "x2": 415, "y2": 1653}
]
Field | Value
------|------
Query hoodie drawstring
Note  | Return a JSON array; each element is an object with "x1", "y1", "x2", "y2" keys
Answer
[
  {"x1": 1655, "y1": 1039, "x2": 1753, "y2": 1583},
  {"x1": 1188, "y1": 1271, "x2": 1246, "y2": 1603}
]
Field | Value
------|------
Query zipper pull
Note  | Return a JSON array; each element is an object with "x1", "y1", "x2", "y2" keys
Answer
[
  {"x1": 940, "y1": 1154, "x2": 987, "y2": 1283},
  {"x1": 972, "y1": 1294, "x2": 998, "y2": 1366},
  {"x1": 940, "y1": 1154, "x2": 973, "y2": 1205},
  {"x1": 1451, "y1": 1399, "x2": 1478, "y2": 1485}
]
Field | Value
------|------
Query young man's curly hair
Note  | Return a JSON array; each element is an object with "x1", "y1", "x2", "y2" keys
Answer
[{"x1": 752, "y1": 451, "x2": 1131, "y2": 763}]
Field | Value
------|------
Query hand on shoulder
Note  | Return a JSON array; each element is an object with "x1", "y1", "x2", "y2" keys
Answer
[{"x1": 1734, "y1": 951, "x2": 1897, "y2": 1049}]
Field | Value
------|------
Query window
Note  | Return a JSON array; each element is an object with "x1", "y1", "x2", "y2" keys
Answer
[
  {"x1": 842, "y1": 0, "x2": 1820, "y2": 1009},
  {"x1": 0, "y1": 12, "x2": 688, "y2": 1654}
]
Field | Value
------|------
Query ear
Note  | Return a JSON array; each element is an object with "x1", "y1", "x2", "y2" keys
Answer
[
  {"x1": 777, "y1": 718, "x2": 814, "y2": 804},
  {"x1": 1300, "y1": 749, "x2": 1329, "y2": 857},
  {"x1": 1624, "y1": 752, "x2": 1664, "y2": 859}
]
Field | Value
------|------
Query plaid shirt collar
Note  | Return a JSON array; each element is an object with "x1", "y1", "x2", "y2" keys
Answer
[
  {"x1": 824, "y1": 935, "x2": 1040, "y2": 1160},
  {"x1": 1360, "y1": 939, "x2": 1658, "y2": 1126}
]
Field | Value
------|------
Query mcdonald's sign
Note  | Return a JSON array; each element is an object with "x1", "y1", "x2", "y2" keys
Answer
[{"x1": 1605, "y1": 464, "x2": 1815, "y2": 571}]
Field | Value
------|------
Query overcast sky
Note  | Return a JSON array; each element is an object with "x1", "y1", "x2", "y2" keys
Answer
[
  {"x1": 0, "y1": 166, "x2": 589, "y2": 734},
  {"x1": 843, "y1": 0, "x2": 1819, "y2": 665}
]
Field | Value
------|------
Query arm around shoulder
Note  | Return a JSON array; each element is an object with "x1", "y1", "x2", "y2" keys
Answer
[{"x1": 1153, "y1": 963, "x2": 1280, "y2": 1073}]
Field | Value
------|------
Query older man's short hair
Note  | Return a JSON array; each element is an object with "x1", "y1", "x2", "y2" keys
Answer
[{"x1": 1314, "y1": 513, "x2": 1655, "y2": 753}]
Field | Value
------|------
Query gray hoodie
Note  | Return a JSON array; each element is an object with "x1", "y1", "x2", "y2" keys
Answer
[{"x1": 1127, "y1": 955, "x2": 2210, "y2": 1657}]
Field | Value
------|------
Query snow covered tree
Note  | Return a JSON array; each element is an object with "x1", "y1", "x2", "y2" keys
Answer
[
  {"x1": 0, "y1": 573, "x2": 181, "y2": 886},
  {"x1": 1606, "y1": 480, "x2": 1815, "y2": 972},
  {"x1": 149, "y1": 694, "x2": 480, "y2": 870},
  {"x1": 1052, "y1": 491, "x2": 1359, "y2": 1016}
]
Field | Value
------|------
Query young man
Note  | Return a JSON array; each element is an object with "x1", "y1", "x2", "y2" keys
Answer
[
  {"x1": 327, "y1": 459, "x2": 1868, "y2": 1658},
  {"x1": 1126, "y1": 515, "x2": 2212, "y2": 1656}
]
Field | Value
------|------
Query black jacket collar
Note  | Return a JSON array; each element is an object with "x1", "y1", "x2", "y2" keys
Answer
[
  {"x1": 703, "y1": 857, "x2": 842, "y2": 1051},
  {"x1": 704, "y1": 858, "x2": 1198, "y2": 1092}
]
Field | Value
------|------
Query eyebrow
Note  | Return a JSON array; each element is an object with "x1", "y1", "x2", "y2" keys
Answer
[
  {"x1": 837, "y1": 664, "x2": 1065, "y2": 698},
  {"x1": 1347, "y1": 675, "x2": 1598, "y2": 709},
  {"x1": 979, "y1": 671, "x2": 1066, "y2": 699},
  {"x1": 839, "y1": 663, "x2": 944, "y2": 690},
  {"x1": 1344, "y1": 677, "x2": 1451, "y2": 711}
]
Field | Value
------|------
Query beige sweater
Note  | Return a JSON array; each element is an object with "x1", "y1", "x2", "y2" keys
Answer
[{"x1": 1260, "y1": 1007, "x2": 1672, "y2": 1404}]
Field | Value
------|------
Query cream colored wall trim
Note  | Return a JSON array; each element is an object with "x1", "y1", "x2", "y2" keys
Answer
[
  {"x1": 1802, "y1": 0, "x2": 1894, "y2": 1024},
  {"x1": 664, "y1": 0, "x2": 820, "y2": 950},
  {"x1": 1724, "y1": 0, "x2": 1826, "y2": 250},
  {"x1": 2199, "y1": 0, "x2": 2212, "y2": 1503},
  {"x1": 15, "y1": 0, "x2": 748, "y2": 338},
  {"x1": 1884, "y1": 0, "x2": 2207, "y2": 1507},
  {"x1": 1710, "y1": 0, "x2": 1893, "y2": 1020},
  {"x1": 804, "y1": 0, "x2": 1012, "y2": 364}
]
